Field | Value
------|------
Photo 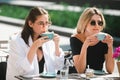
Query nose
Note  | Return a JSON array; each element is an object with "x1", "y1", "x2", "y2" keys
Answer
[
  {"x1": 42, "y1": 23, "x2": 46, "y2": 27},
  {"x1": 95, "y1": 22, "x2": 99, "y2": 27},
  {"x1": 95, "y1": 25, "x2": 98, "y2": 27}
]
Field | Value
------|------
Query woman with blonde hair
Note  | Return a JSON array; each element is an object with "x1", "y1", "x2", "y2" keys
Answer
[{"x1": 70, "y1": 7, "x2": 114, "y2": 74}]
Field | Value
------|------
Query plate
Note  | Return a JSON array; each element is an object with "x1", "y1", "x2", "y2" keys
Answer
[
  {"x1": 94, "y1": 70, "x2": 106, "y2": 75},
  {"x1": 79, "y1": 74, "x2": 96, "y2": 79},
  {"x1": 20, "y1": 75, "x2": 33, "y2": 79},
  {"x1": 40, "y1": 73, "x2": 56, "y2": 78},
  {"x1": 20, "y1": 74, "x2": 40, "y2": 79}
]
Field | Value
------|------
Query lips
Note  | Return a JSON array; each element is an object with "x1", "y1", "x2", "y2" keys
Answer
[
  {"x1": 92, "y1": 29, "x2": 99, "y2": 33},
  {"x1": 93, "y1": 29, "x2": 99, "y2": 30}
]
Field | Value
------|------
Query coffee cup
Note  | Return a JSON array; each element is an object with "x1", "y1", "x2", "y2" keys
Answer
[
  {"x1": 41, "y1": 32, "x2": 54, "y2": 40},
  {"x1": 96, "y1": 33, "x2": 106, "y2": 41}
]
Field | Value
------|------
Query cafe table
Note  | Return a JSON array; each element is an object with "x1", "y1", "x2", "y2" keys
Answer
[{"x1": 15, "y1": 72, "x2": 120, "y2": 80}]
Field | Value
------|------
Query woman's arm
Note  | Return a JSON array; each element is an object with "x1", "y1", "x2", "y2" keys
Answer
[
  {"x1": 73, "y1": 44, "x2": 88, "y2": 73},
  {"x1": 27, "y1": 36, "x2": 49, "y2": 64},
  {"x1": 53, "y1": 34, "x2": 65, "y2": 69},
  {"x1": 72, "y1": 35, "x2": 99, "y2": 73},
  {"x1": 9, "y1": 36, "x2": 35, "y2": 74},
  {"x1": 53, "y1": 34, "x2": 61, "y2": 56},
  {"x1": 27, "y1": 42, "x2": 38, "y2": 64},
  {"x1": 71, "y1": 36, "x2": 89, "y2": 73},
  {"x1": 103, "y1": 34, "x2": 115, "y2": 73},
  {"x1": 105, "y1": 46, "x2": 115, "y2": 74}
]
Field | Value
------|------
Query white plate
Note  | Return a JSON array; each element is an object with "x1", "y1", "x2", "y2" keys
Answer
[{"x1": 21, "y1": 74, "x2": 40, "y2": 79}]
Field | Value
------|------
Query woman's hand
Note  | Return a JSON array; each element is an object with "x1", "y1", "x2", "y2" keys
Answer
[
  {"x1": 84, "y1": 35, "x2": 98, "y2": 47},
  {"x1": 53, "y1": 34, "x2": 60, "y2": 45},
  {"x1": 102, "y1": 34, "x2": 113, "y2": 47},
  {"x1": 53, "y1": 33, "x2": 61, "y2": 56},
  {"x1": 34, "y1": 36, "x2": 50, "y2": 48}
]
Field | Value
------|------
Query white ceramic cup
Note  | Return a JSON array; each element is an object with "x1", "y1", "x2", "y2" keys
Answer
[{"x1": 96, "y1": 33, "x2": 106, "y2": 41}]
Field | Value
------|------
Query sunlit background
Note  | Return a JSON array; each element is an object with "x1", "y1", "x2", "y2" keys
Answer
[
  {"x1": 0, "y1": 0, "x2": 120, "y2": 47},
  {"x1": 0, "y1": 0, "x2": 120, "y2": 78}
]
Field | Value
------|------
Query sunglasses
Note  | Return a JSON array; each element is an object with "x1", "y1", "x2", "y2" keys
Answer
[{"x1": 90, "y1": 20, "x2": 103, "y2": 26}]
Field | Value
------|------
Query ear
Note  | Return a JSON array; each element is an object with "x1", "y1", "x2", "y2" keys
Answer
[{"x1": 28, "y1": 20, "x2": 33, "y2": 28}]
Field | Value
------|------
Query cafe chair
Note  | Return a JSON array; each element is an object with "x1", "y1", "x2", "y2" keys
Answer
[
  {"x1": 64, "y1": 50, "x2": 77, "y2": 74},
  {"x1": 0, "y1": 54, "x2": 8, "y2": 80},
  {"x1": 0, "y1": 40, "x2": 9, "y2": 80},
  {"x1": 0, "y1": 61, "x2": 7, "y2": 80}
]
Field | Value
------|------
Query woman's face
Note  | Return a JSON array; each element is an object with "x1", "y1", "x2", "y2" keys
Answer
[
  {"x1": 29, "y1": 14, "x2": 50, "y2": 36},
  {"x1": 85, "y1": 14, "x2": 103, "y2": 35}
]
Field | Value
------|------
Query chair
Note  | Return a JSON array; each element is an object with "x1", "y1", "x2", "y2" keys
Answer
[
  {"x1": 64, "y1": 50, "x2": 77, "y2": 74},
  {"x1": 0, "y1": 62, "x2": 7, "y2": 80},
  {"x1": 0, "y1": 54, "x2": 8, "y2": 80},
  {"x1": 0, "y1": 40, "x2": 9, "y2": 80}
]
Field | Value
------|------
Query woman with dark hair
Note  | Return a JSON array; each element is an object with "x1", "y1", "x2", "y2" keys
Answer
[{"x1": 6, "y1": 7, "x2": 64, "y2": 80}]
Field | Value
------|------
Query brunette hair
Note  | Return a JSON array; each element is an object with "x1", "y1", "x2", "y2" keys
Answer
[{"x1": 21, "y1": 7, "x2": 50, "y2": 46}]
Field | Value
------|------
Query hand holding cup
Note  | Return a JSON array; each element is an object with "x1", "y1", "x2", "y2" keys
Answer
[{"x1": 41, "y1": 32, "x2": 54, "y2": 40}]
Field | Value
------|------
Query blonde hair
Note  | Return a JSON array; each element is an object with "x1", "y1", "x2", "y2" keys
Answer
[{"x1": 76, "y1": 7, "x2": 105, "y2": 34}]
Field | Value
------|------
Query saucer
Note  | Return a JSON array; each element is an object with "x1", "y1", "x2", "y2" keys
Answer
[
  {"x1": 94, "y1": 70, "x2": 106, "y2": 75},
  {"x1": 20, "y1": 74, "x2": 40, "y2": 79},
  {"x1": 40, "y1": 73, "x2": 56, "y2": 78},
  {"x1": 20, "y1": 75, "x2": 34, "y2": 79}
]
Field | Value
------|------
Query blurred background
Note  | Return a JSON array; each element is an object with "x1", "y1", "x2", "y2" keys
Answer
[{"x1": 0, "y1": 0, "x2": 120, "y2": 47}]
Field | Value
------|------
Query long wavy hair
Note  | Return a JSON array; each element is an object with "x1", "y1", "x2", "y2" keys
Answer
[{"x1": 21, "y1": 7, "x2": 50, "y2": 46}]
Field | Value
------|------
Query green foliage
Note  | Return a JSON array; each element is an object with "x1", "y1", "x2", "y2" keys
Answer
[
  {"x1": 49, "y1": 10, "x2": 80, "y2": 28},
  {"x1": 0, "y1": 4, "x2": 120, "y2": 37},
  {"x1": 0, "y1": 4, "x2": 29, "y2": 19},
  {"x1": 104, "y1": 15, "x2": 120, "y2": 37}
]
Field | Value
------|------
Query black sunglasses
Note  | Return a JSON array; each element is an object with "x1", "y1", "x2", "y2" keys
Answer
[{"x1": 90, "y1": 20, "x2": 103, "y2": 26}]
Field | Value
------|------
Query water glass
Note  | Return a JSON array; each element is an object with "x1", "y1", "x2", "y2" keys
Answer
[{"x1": 60, "y1": 66, "x2": 69, "y2": 80}]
